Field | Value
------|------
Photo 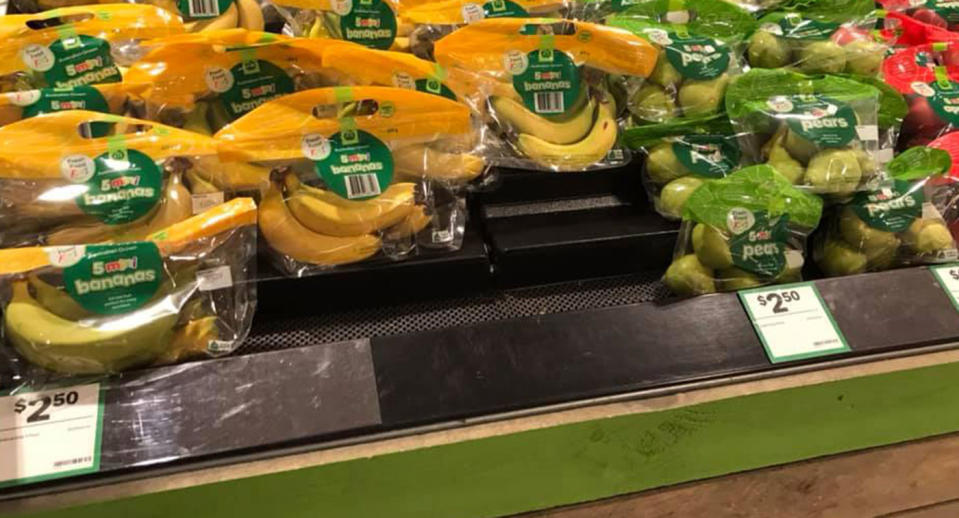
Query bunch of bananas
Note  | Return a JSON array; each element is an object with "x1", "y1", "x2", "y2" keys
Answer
[{"x1": 177, "y1": 0, "x2": 265, "y2": 32}]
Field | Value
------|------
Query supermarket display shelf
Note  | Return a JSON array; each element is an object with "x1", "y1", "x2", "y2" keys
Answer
[{"x1": 4, "y1": 265, "x2": 959, "y2": 501}]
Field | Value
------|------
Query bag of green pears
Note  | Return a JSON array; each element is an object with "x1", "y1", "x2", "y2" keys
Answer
[
  {"x1": 838, "y1": 74, "x2": 908, "y2": 167},
  {"x1": 814, "y1": 147, "x2": 959, "y2": 277},
  {"x1": 725, "y1": 69, "x2": 883, "y2": 196},
  {"x1": 578, "y1": 0, "x2": 756, "y2": 42},
  {"x1": 624, "y1": 115, "x2": 744, "y2": 219},
  {"x1": 663, "y1": 164, "x2": 824, "y2": 297}
]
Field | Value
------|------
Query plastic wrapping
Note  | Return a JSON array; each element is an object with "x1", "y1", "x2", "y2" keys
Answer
[
  {"x1": 401, "y1": 0, "x2": 563, "y2": 61},
  {"x1": 0, "y1": 82, "x2": 147, "y2": 129},
  {"x1": 0, "y1": 4, "x2": 185, "y2": 92},
  {"x1": 625, "y1": 115, "x2": 744, "y2": 219},
  {"x1": 434, "y1": 18, "x2": 658, "y2": 172},
  {"x1": 215, "y1": 85, "x2": 484, "y2": 275},
  {"x1": 813, "y1": 147, "x2": 959, "y2": 277},
  {"x1": 725, "y1": 69, "x2": 884, "y2": 196},
  {"x1": 0, "y1": 197, "x2": 258, "y2": 379},
  {"x1": 271, "y1": 0, "x2": 407, "y2": 51},
  {"x1": 882, "y1": 44, "x2": 959, "y2": 149},
  {"x1": 124, "y1": 37, "x2": 350, "y2": 135},
  {"x1": 663, "y1": 165, "x2": 824, "y2": 297},
  {"x1": 837, "y1": 74, "x2": 908, "y2": 166},
  {"x1": 601, "y1": 0, "x2": 756, "y2": 46},
  {"x1": 879, "y1": 0, "x2": 959, "y2": 34},
  {"x1": 0, "y1": 110, "x2": 262, "y2": 248}
]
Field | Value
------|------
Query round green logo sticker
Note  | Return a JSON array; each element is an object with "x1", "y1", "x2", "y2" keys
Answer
[
  {"x1": 20, "y1": 86, "x2": 110, "y2": 136},
  {"x1": 781, "y1": 95, "x2": 858, "y2": 148},
  {"x1": 177, "y1": 0, "x2": 233, "y2": 19},
  {"x1": 927, "y1": 0, "x2": 959, "y2": 25},
  {"x1": 63, "y1": 242, "x2": 163, "y2": 315},
  {"x1": 510, "y1": 48, "x2": 581, "y2": 116},
  {"x1": 414, "y1": 78, "x2": 456, "y2": 100},
  {"x1": 482, "y1": 0, "x2": 528, "y2": 18},
  {"x1": 850, "y1": 180, "x2": 923, "y2": 233},
  {"x1": 20, "y1": 35, "x2": 121, "y2": 89},
  {"x1": 214, "y1": 59, "x2": 295, "y2": 121},
  {"x1": 664, "y1": 34, "x2": 730, "y2": 81},
  {"x1": 67, "y1": 149, "x2": 163, "y2": 225},
  {"x1": 310, "y1": 130, "x2": 394, "y2": 200},
  {"x1": 727, "y1": 209, "x2": 789, "y2": 278},
  {"x1": 672, "y1": 135, "x2": 740, "y2": 179},
  {"x1": 920, "y1": 80, "x2": 959, "y2": 126},
  {"x1": 776, "y1": 14, "x2": 838, "y2": 40},
  {"x1": 337, "y1": 0, "x2": 397, "y2": 50}
]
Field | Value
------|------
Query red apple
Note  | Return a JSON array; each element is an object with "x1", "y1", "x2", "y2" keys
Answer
[
  {"x1": 912, "y1": 8, "x2": 949, "y2": 29},
  {"x1": 903, "y1": 134, "x2": 935, "y2": 149},
  {"x1": 903, "y1": 96, "x2": 949, "y2": 139},
  {"x1": 832, "y1": 26, "x2": 867, "y2": 46},
  {"x1": 942, "y1": 45, "x2": 959, "y2": 67}
]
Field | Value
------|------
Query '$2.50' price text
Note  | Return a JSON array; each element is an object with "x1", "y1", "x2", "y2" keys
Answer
[
  {"x1": 754, "y1": 290, "x2": 802, "y2": 314},
  {"x1": 13, "y1": 391, "x2": 80, "y2": 423}
]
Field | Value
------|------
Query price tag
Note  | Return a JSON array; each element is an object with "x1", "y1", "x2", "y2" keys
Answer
[
  {"x1": 0, "y1": 384, "x2": 103, "y2": 487},
  {"x1": 738, "y1": 282, "x2": 850, "y2": 364},
  {"x1": 931, "y1": 264, "x2": 959, "y2": 311}
]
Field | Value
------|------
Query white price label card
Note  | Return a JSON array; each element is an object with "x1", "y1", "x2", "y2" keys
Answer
[
  {"x1": 0, "y1": 384, "x2": 102, "y2": 487},
  {"x1": 738, "y1": 282, "x2": 850, "y2": 364},
  {"x1": 931, "y1": 264, "x2": 959, "y2": 311}
]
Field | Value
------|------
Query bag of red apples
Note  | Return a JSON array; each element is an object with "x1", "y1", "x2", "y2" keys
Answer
[{"x1": 883, "y1": 43, "x2": 959, "y2": 149}]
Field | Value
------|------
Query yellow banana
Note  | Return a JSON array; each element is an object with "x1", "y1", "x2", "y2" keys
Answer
[
  {"x1": 182, "y1": 102, "x2": 213, "y2": 136},
  {"x1": 284, "y1": 175, "x2": 417, "y2": 237},
  {"x1": 517, "y1": 99, "x2": 618, "y2": 170},
  {"x1": 192, "y1": 157, "x2": 270, "y2": 193},
  {"x1": 186, "y1": 168, "x2": 222, "y2": 194},
  {"x1": 155, "y1": 316, "x2": 220, "y2": 365},
  {"x1": 236, "y1": 0, "x2": 265, "y2": 31},
  {"x1": 5, "y1": 282, "x2": 181, "y2": 374},
  {"x1": 391, "y1": 37, "x2": 411, "y2": 53},
  {"x1": 386, "y1": 205, "x2": 431, "y2": 240},
  {"x1": 393, "y1": 145, "x2": 485, "y2": 183},
  {"x1": 491, "y1": 95, "x2": 596, "y2": 145},
  {"x1": 185, "y1": 2, "x2": 240, "y2": 32},
  {"x1": 29, "y1": 275, "x2": 91, "y2": 321},
  {"x1": 259, "y1": 184, "x2": 382, "y2": 266}
]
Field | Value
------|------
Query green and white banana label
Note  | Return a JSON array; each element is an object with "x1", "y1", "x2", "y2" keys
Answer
[
  {"x1": 649, "y1": 31, "x2": 729, "y2": 81},
  {"x1": 673, "y1": 135, "x2": 740, "y2": 179},
  {"x1": 176, "y1": 0, "x2": 232, "y2": 19},
  {"x1": 335, "y1": 0, "x2": 397, "y2": 50},
  {"x1": 850, "y1": 180, "x2": 923, "y2": 233},
  {"x1": 210, "y1": 59, "x2": 295, "y2": 121},
  {"x1": 65, "y1": 147, "x2": 163, "y2": 225},
  {"x1": 482, "y1": 0, "x2": 528, "y2": 18},
  {"x1": 727, "y1": 209, "x2": 789, "y2": 278},
  {"x1": 308, "y1": 129, "x2": 394, "y2": 200},
  {"x1": 777, "y1": 95, "x2": 857, "y2": 148},
  {"x1": 768, "y1": 14, "x2": 838, "y2": 40},
  {"x1": 913, "y1": 80, "x2": 959, "y2": 126},
  {"x1": 63, "y1": 242, "x2": 163, "y2": 315},
  {"x1": 21, "y1": 36, "x2": 121, "y2": 89},
  {"x1": 415, "y1": 78, "x2": 456, "y2": 100},
  {"x1": 17, "y1": 87, "x2": 110, "y2": 136},
  {"x1": 508, "y1": 48, "x2": 581, "y2": 116}
]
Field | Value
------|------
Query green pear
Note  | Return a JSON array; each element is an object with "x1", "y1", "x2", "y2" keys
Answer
[
  {"x1": 664, "y1": 254, "x2": 716, "y2": 296},
  {"x1": 658, "y1": 176, "x2": 704, "y2": 218},
  {"x1": 851, "y1": 148, "x2": 879, "y2": 178},
  {"x1": 693, "y1": 223, "x2": 734, "y2": 269},
  {"x1": 717, "y1": 267, "x2": 763, "y2": 291},
  {"x1": 646, "y1": 143, "x2": 691, "y2": 185},
  {"x1": 902, "y1": 219, "x2": 954, "y2": 254},
  {"x1": 678, "y1": 75, "x2": 729, "y2": 118},
  {"x1": 768, "y1": 141, "x2": 806, "y2": 184},
  {"x1": 748, "y1": 31, "x2": 791, "y2": 68},
  {"x1": 798, "y1": 41, "x2": 847, "y2": 74},
  {"x1": 630, "y1": 84, "x2": 677, "y2": 123},
  {"x1": 783, "y1": 130, "x2": 819, "y2": 165},
  {"x1": 805, "y1": 149, "x2": 863, "y2": 195},
  {"x1": 819, "y1": 239, "x2": 868, "y2": 276},
  {"x1": 864, "y1": 242, "x2": 898, "y2": 270},
  {"x1": 844, "y1": 40, "x2": 884, "y2": 76},
  {"x1": 649, "y1": 53, "x2": 682, "y2": 90},
  {"x1": 838, "y1": 207, "x2": 900, "y2": 253}
]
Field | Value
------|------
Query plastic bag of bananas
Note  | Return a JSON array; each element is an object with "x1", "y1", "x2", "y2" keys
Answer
[
  {"x1": 0, "y1": 82, "x2": 148, "y2": 129},
  {"x1": 0, "y1": 110, "x2": 266, "y2": 248},
  {"x1": 434, "y1": 18, "x2": 658, "y2": 172},
  {"x1": 0, "y1": 197, "x2": 257, "y2": 378},
  {"x1": 270, "y1": 0, "x2": 408, "y2": 51},
  {"x1": 8, "y1": 0, "x2": 265, "y2": 32},
  {"x1": 0, "y1": 4, "x2": 185, "y2": 93},
  {"x1": 124, "y1": 37, "x2": 352, "y2": 136},
  {"x1": 215, "y1": 85, "x2": 486, "y2": 276},
  {"x1": 400, "y1": 0, "x2": 566, "y2": 61}
]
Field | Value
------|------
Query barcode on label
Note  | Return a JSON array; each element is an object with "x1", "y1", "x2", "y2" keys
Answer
[
  {"x1": 534, "y1": 92, "x2": 564, "y2": 114},
  {"x1": 53, "y1": 456, "x2": 92, "y2": 468},
  {"x1": 345, "y1": 174, "x2": 381, "y2": 199},
  {"x1": 188, "y1": 0, "x2": 220, "y2": 17}
]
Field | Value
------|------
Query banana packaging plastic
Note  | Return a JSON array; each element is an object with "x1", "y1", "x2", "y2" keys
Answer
[
  {"x1": 0, "y1": 110, "x2": 266, "y2": 248},
  {"x1": 125, "y1": 37, "x2": 351, "y2": 136},
  {"x1": 0, "y1": 4, "x2": 185, "y2": 92},
  {"x1": 434, "y1": 18, "x2": 658, "y2": 171},
  {"x1": 271, "y1": 0, "x2": 408, "y2": 52},
  {"x1": 401, "y1": 0, "x2": 565, "y2": 60},
  {"x1": 0, "y1": 82, "x2": 147, "y2": 129},
  {"x1": 10, "y1": 0, "x2": 266, "y2": 33},
  {"x1": 0, "y1": 197, "x2": 257, "y2": 377},
  {"x1": 215, "y1": 86, "x2": 484, "y2": 275}
]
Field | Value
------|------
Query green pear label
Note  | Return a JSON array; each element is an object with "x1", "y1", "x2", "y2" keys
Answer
[
  {"x1": 663, "y1": 34, "x2": 730, "y2": 81},
  {"x1": 22, "y1": 36, "x2": 121, "y2": 88},
  {"x1": 338, "y1": 0, "x2": 397, "y2": 50},
  {"x1": 63, "y1": 242, "x2": 163, "y2": 315},
  {"x1": 850, "y1": 180, "x2": 923, "y2": 233},
  {"x1": 774, "y1": 14, "x2": 838, "y2": 40},
  {"x1": 218, "y1": 59, "x2": 294, "y2": 121},
  {"x1": 414, "y1": 78, "x2": 456, "y2": 100},
  {"x1": 482, "y1": 0, "x2": 528, "y2": 18},
  {"x1": 673, "y1": 136, "x2": 740, "y2": 179},
  {"x1": 926, "y1": 0, "x2": 959, "y2": 24},
  {"x1": 728, "y1": 209, "x2": 789, "y2": 278},
  {"x1": 312, "y1": 129, "x2": 394, "y2": 200},
  {"x1": 923, "y1": 80, "x2": 959, "y2": 126},
  {"x1": 21, "y1": 86, "x2": 110, "y2": 136},
  {"x1": 176, "y1": 0, "x2": 233, "y2": 19},
  {"x1": 70, "y1": 149, "x2": 163, "y2": 225},
  {"x1": 511, "y1": 49, "x2": 581, "y2": 116},
  {"x1": 783, "y1": 96, "x2": 857, "y2": 148}
]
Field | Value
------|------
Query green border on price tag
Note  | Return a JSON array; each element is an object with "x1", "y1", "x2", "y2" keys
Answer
[
  {"x1": 0, "y1": 385, "x2": 104, "y2": 488},
  {"x1": 930, "y1": 264, "x2": 959, "y2": 313},
  {"x1": 738, "y1": 281, "x2": 851, "y2": 364}
]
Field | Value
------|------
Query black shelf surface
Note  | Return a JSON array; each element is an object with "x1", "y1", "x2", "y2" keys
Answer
[{"x1": 4, "y1": 266, "x2": 959, "y2": 500}]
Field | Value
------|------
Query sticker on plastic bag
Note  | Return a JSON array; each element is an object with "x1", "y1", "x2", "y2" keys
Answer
[
  {"x1": 23, "y1": 36, "x2": 122, "y2": 88},
  {"x1": 313, "y1": 129, "x2": 394, "y2": 200},
  {"x1": 63, "y1": 242, "x2": 163, "y2": 315}
]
